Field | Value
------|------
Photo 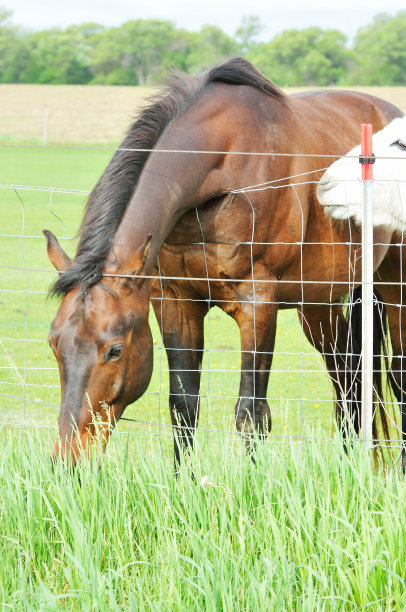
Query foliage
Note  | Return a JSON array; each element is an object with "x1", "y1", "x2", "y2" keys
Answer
[
  {"x1": 90, "y1": 20, "x2": 190, "y2": 85},
  {"x1": 248, "y1": 27, "x2": 351, "y2": 86},
  {"x1": 235, "y1": 15, "x2": 262, "y2": 54},
  {"x1": 0, "y1": 8, "x2": 29, "y2": 83},
  {"x1": 351, "y1": 12, "x2": 406, "y2": 85},
  {"x1": 19, "y1": 25, "x2": 98, "y2": 84},
  {"x1": 0, "y1": 9, "x2": 405, "y2": 86},
  {"x1": 184, "y1": 25, "x2": 239, "y2": 75}
]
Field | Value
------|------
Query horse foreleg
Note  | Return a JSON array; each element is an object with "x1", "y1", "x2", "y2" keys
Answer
[
  {"x1": 228, "y1": 299, "x2": 276, "y2": 443},
  {"x1": 298, "y1": 304, "x2": 361, "y2": 442},
  {"x1": 152, "y1": 282, "x2": 206, "y2": 467}
]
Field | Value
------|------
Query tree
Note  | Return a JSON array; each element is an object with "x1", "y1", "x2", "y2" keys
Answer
[
  {"x1": 248, "y1": 27, "x2": 351, "y2": 86},
  {"x1": 18, "y1": 24, "x2": 101, "y2": 84},
  {"x1": 184, "y1": 25, "x2": 239, "y2": 74},
  {"x1": 90, "y1": 20, "x2": 189, "y2": 85},
  {"x1": 235, "y1": 15, "x2": 262, "y2": 54},
  {"x1": 0, "y1": 8, "x2": 29, "y2": 83},
  {"x1": 351, "y1": 12, "x2": 406, "y2": 85},
  {"x1": 0, "y1": 10, "x2": 404, "y2": 86}
]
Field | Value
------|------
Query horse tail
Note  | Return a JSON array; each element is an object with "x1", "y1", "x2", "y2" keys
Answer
[{"x1": 348, "y1": 286, "x2": 391, "y2": 445}]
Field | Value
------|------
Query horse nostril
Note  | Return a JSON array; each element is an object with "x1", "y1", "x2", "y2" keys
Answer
[{"x1": 318, "y1": 178, "x2": 335, "y2": 191}]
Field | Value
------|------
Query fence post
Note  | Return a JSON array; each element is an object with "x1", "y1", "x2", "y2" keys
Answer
[
  {"x1": 43, "y1": 107, "x2": 49, "y2": 146},
  {"x1": 360, "y1": 123, "x2": 374, "y2": 449}
]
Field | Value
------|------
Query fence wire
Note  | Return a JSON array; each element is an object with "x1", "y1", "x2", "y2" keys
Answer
[{"x1": 1, "y1": 149, "x2": 406, "y2": 453}]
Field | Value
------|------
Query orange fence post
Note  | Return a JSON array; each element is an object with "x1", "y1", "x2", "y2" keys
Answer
[{"x1": 360, "y1": 123, "x2": 374, "y2": 450}]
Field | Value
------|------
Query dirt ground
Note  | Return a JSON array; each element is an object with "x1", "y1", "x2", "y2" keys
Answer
[
  {"x1": 1, "y1": 83, "x2": 405, "y2": 145},
  {"x1": 0, "y1": 84, "x2": 155, "y2": 144}
]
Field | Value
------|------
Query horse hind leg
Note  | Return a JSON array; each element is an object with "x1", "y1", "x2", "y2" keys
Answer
[
  {"x1": 379, "y1": 298, "x2": 406, "y2": 471},
  {"x1": 298, "y1": 303, "x2": 361, "y2": 443}
]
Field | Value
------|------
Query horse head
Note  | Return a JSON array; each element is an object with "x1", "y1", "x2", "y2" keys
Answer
[
  {"x1": 317, "y1": 116, "x2": 406, "y2": 233},
  {"x1": 44, "y1": 230, "x2": 153, "y2": 463}
]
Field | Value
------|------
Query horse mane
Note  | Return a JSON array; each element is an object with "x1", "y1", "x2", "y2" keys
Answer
[{"x1": 51, "y1": 57, "x2": 286, "y2": 297}]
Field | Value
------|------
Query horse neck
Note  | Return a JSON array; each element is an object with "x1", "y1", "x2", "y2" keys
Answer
[
  {"x1": 109, "y1": 89, "x2": 295, "y2": 279},
  {"x1": 104, "y1": 275, "x2": 152, "y2": 316},
  {"x1": 111, "y1": 116, "x2": 228, "y2": 276}
]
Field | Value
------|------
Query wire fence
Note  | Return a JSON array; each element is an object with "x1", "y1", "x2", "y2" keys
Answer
[{"x1": 1, "y1": 142, "x2": 406, "y2": 457}]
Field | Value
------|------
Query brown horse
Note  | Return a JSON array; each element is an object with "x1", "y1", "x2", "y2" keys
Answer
[{"x1": 44, "y1": 58, "x2": 404, "y2": 465}]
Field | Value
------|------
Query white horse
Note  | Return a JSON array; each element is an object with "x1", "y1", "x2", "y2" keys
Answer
[
  {"x1": 317, "y1": 116, "x2": 406, "y2": 232},
  {"x1": 318, "y1": 116, "x2": 406, "y2": 461}
]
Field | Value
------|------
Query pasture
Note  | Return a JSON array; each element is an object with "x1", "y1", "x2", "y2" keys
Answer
[{"x1": 1, "y1": 83, "x2": 406, "y2": 608}]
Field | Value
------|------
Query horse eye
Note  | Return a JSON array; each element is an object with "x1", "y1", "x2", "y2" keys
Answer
[
  {"x1": 105, "y1": 344, "x2": 123, "y2": 361},
  {"x1": 392, "y1": 139, "x2": 406, "y2": 150}
]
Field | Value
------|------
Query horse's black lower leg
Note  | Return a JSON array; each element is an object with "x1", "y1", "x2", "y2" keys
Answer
[
  {"x1": 401, "y1": 388, "x2": 406, "y2": 473},
  {"x1": 383, "y1": 300, "x2": 406, "y2": 471},
  {"x1": 387, "y1": 353, "x2": 406, "y2": 472},
  {"x1": 367, "y1": 286, "x2": 404, "y2": 470},
  {"x1": 167, "y1": 328, "x2": 205, "y2": 470},
  {"x1": 235, "y1": 353, "x2": 273, "y2": 445},
  {"x1": 231, "y1": 303, "x2": 277, "y2": 452},
  {"x1": 152, "y1": 282, "x2": 205, "y2": 471},
  {"x1": 169, "y1": 366, "x2": 202, "y2": 469},
  {"x1": 298, "y1": 304, "x2": 361, "y2": 449}
]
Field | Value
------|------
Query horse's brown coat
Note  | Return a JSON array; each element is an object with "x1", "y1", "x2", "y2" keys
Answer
[{"x1": 44, "y1": 59, "x2": 404, "y2": 464}]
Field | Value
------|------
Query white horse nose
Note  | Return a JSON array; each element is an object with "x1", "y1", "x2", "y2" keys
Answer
[{"x1": 317, "y1": 177, "x2": 335, "y2": 191}]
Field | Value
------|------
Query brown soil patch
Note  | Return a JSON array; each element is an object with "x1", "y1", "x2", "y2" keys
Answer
[{"x1": 1, "y1": 84, "x2": 404, "y2": 145}]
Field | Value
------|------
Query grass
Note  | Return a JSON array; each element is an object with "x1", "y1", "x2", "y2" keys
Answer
[{"x1": 0, "y1": 429, "x2": 406, "y2": 609}]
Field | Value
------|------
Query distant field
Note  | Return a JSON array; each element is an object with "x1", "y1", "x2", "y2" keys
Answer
[
  {"x1": 0, "y1": 84, "x2": 155, "y2": 145},
  {"x1": 0, "y1": 84, "x2": 405, "y2": 145}
]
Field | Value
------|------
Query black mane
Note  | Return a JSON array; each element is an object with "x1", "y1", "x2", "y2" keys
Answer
[{"x1": 51, "y1": 57, "x2": 285, "y2": 297}]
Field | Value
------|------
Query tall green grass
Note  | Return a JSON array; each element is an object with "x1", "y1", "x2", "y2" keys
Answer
[{"x1": 1, "y1": 429, "x2": 405, "y2": 610}]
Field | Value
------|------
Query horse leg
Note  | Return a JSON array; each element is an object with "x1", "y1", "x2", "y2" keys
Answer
[
  {"x1": 375, "y1": 294, "x2": 406, "y2": 470},
  {"x1": 374, "y1": 238, "x2": 406, "y2": 469},
  {"x1": 151, "y1": 281, "x2": 206, "y2": 467},
  {"x1": 227, "y1": 300, "x2": 276, "y2": 444},
  {"x1": 298, "y1": 304, "x2": 361, "y2": 441}
]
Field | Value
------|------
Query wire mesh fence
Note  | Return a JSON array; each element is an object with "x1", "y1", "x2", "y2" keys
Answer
[{"x1": 1, "y1": 143, "x2": 406, "y2": 456}]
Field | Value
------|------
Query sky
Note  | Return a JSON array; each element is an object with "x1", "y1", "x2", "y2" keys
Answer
[{"x1": 4, "y1": 0, "x2": 406, "y2": 42}]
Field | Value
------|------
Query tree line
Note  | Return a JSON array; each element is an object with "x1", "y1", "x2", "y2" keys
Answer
[{"x1": 1, "y1": 10, "x2": 405, "y2": 87}]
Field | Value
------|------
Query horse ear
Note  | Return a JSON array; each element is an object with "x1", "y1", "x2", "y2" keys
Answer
[
  {"x1": 43, "y1": 229, "x2": 71, "y2": 272},
  {"x1": 139, "y1": 233, "x2": 152, "y2": 273},
  {"x1": 120, "y1": 233, "x2": 153, "y2": 284}
]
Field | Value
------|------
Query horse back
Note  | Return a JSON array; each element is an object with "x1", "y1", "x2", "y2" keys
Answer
[
  {"x1": 292, "y1": 89, "x2": 403, "y2": 146},
  {"x1": 156, "y1": 86, "x2": 403, "y2": 307}
]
